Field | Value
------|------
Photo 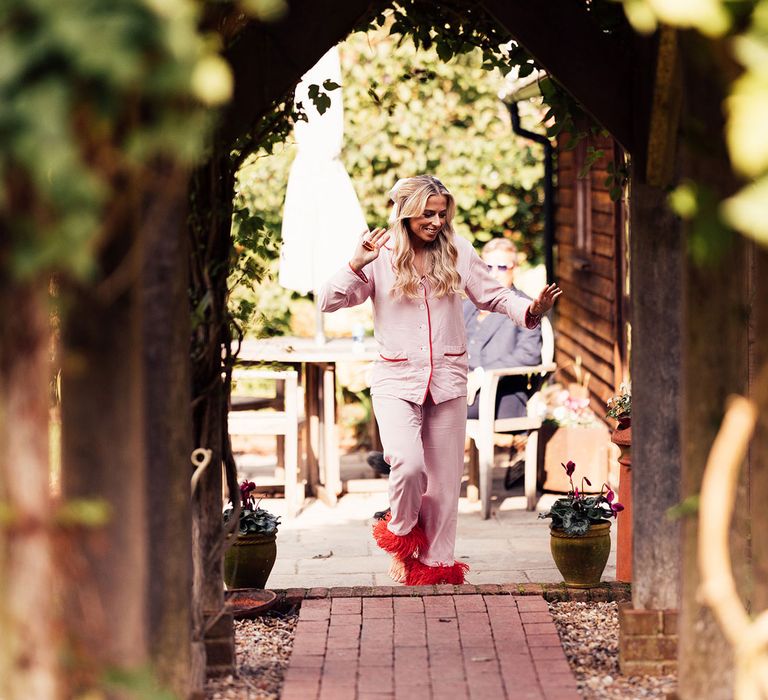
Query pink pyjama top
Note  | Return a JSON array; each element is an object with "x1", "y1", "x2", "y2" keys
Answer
[{"x1": 319, "y1": 234, "x2": 540, "y2": 405}]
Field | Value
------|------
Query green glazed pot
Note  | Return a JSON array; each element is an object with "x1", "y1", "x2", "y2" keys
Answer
[
  {"x1": 224, "y1": 533, "x2": 277, "y2": 589},
  {"x1": 550, "y1": 521, "x2": 611, "y2": 588}
]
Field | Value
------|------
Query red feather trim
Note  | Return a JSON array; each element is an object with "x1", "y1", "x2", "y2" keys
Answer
[
  {"x1": 404, "y1": 559, "x2": 470, "y2": 586},
  {"x1": 372, "y1": 513, "x2": 427, "y2": 560}
]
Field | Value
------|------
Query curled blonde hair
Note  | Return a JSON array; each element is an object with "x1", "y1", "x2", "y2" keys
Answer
[{"x1": 387, "y1": 175, "x2": 462, "y2": 300}]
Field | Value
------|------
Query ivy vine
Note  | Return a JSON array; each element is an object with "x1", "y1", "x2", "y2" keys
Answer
[{"x1": 0, "y1": 0, "x2": 232, "y2": 282}]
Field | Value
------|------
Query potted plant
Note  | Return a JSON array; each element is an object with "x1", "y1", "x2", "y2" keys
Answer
[
  {"x1": 607, "y1": 381, "x2": 632, "y2": 461},
  {"x1": 539, "y1": 460, "x2": 624, "y2": 588},
  {"x1": 607, "y1": 381, "x2": 632, "y2": 427},
  {"x1": 223, "y1": 480, "x2": 280, "y2": 589}
]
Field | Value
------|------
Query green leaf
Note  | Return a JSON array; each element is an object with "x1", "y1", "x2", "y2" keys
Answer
[
  {"x1": 564, "y1": 517, "x2": 590, "y2": 536},
  {"x1": 103, "y1": 664, "x2": 176, "y2": 700},
  {"x1": 668, "y1": 182, "x2": 698, "y2": 219},
  {"x1": 561, "y1": 510, "x2": 574, "y2": 530},
  {"x1": 518, "y1": 62, "x2": 534, "y2": 78},
  {"x1": 666, "y1": 494, "x2": 700, "y2": 520},
  {"x1": 436, "y1": 41, "x2": 454, "y2": 63},
  {"x1": 241, "y1": 0, "x2": 289, "y2": 22},
  {"x1": 367, "y1": 86, "x2": 382, "y2": 105},
  {"x1": 721, "y1": 175, "x2": 768, "y2": 248},
  {"x1": 56, "y1": 498, "x2": 111, "y2": 527}
]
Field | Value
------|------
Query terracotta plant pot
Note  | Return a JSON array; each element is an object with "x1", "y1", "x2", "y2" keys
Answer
[
  {"x1": 550, "y1": 521, "x2": 612, "y2": 588},
  {"x1": 611, "y1": 416, "x2": 632, "y2": 465},
  {"x1": 223, "y1": 533, "x2": 277, "y2": 589},
  {"x1": 611, "y1": 416, "x2": 632, "y2": 583}
]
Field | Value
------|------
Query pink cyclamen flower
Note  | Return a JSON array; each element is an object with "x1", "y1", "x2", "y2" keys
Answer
[
  {"x1": 563, "y1": 460, "x2": 576, "y2": 476},
  {"x1": 611, "y1": 502, "x2": 624, "y2": 517},
  {"x1": 574, "y1": 487, "x2": 579, "y2": 499},
  {"x1": 605, "y1": 489, "x2": 615, "y2": 503}
]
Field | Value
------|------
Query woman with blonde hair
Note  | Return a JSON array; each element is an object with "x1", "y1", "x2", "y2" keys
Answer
[{"x1": 319, "y1": 175, "x2": 561, "y2": 584}]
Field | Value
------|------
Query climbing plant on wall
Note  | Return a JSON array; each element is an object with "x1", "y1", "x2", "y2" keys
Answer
[{"x1": 0, "y1": 0, "x2": 233, "y2": 282}]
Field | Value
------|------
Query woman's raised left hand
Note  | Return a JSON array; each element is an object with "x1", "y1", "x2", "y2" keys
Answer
[{"x1": 529, "y1": 283, "x2": 563, "y2": 316}]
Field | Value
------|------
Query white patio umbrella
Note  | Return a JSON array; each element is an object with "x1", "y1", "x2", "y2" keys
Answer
[{"x1": 279, "y1": 45, "x2": 368, "y2": 344}]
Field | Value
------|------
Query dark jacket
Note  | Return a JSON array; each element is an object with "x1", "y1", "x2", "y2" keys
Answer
[{"x1": 463, "y1": 289, "x2": 542, "y2": 419}]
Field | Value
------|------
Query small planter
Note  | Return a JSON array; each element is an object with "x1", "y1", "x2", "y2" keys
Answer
[
  {"x1": 224, "y1": 533, "x2": 277, "y2": 589},
  {"x1": 550, "y1": 520, "x2": 612, "y2": 588},
  {"x1": 225, "y1": 588, "x2": 277, "y2": 619},
  {"x1": 611, "y1": 416, "x2": 632, "y2": 582},
  {"x1": 611, "y1": 416, "x2": 632, "y2": 465}
]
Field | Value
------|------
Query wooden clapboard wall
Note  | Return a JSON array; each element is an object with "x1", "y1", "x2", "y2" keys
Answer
[{"x1": 553, "y1": 132, "x2": 630, "y2": 419}]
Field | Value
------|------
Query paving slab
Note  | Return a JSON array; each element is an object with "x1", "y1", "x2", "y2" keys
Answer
[
  {"x1": 258, "y1": 481, "x2": 615, "y2": 589},
  {"x1": 240, "y1": 453, "x2": 616, "y2": 589}
]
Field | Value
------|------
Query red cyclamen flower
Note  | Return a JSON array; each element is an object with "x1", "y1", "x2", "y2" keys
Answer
[
  {"x1": 611, "y1": 502, "x2": 624, "y2": 516},
  {"x1": 239, "y1": 480, "x2": 256, "y2": 505},
  {"x1": 562, "y1": 461, "x2": 576, "y2": 476}
]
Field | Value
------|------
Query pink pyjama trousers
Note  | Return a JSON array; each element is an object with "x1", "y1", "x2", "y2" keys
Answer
[{"x1": 372, "y1": 393, "x2": 467, "y2": 567}]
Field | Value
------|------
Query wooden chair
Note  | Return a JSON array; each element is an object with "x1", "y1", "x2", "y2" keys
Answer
[
  {"x1": 228, "y1": 367, "x2": 306, "y2": 517},
  {"x1": 466, "y1": 316, "x2": 556, "y2": 518}
]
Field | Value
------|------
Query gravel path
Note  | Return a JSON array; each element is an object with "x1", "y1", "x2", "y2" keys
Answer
[
  {"x1": 549, "y1": 601, "x2": 677, "y2": 699},
  {"x1": 206, "y1": 611, "x2": 298, "y2": 700}
]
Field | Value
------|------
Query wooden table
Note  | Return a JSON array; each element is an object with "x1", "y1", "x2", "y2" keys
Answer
[{"x1": 237, "y1": 337, "x2": 379, "y2": 506}]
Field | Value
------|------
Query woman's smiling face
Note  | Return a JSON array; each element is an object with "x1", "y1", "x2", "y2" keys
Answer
[{"x1": 407, "y1": 194, "x2": 448, "y2": 248}]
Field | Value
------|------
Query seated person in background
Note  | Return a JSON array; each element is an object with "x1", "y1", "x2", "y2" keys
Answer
[
  {"x1": 368, "y1": 237, "x2": 543, "y2": 482},
  {"x1": 465, "y1": 237, "x2": 542, "y2": 420}
]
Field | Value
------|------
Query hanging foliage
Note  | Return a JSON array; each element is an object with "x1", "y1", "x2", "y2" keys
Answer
[
  {"x1": 623, "y1": 0, "x2": 768, "y2": 251},
  {"x1": 0, "y1": 0, "x2": 231, "y2": 281}
]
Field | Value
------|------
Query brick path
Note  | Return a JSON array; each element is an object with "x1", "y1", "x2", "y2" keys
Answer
[{"x1": 280, "y1": 594, "x2": 581, "y2": 700}]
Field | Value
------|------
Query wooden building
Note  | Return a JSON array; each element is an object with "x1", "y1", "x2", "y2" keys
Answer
[{"x1": 553, "y1": 132, "x2": 630, "y2": 418}]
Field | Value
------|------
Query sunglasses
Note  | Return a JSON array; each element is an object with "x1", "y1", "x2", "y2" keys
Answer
[{"x1": 486, "y1": 264, "x2": 512, "y2": 272}]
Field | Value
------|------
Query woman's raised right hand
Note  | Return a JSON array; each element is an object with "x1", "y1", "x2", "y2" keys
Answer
[{"x1": 350, "y1": 227, "x2": 389, "y2": 272}]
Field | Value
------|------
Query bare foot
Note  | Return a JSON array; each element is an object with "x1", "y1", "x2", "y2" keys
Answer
[{"x1": 388, "y1": 557, "x2": 407, "y2": 583}]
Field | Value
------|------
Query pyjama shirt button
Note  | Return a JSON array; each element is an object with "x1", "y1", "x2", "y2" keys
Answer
[{"x1": 419, "y1": 304, "x2": 425, "y2": 309}]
